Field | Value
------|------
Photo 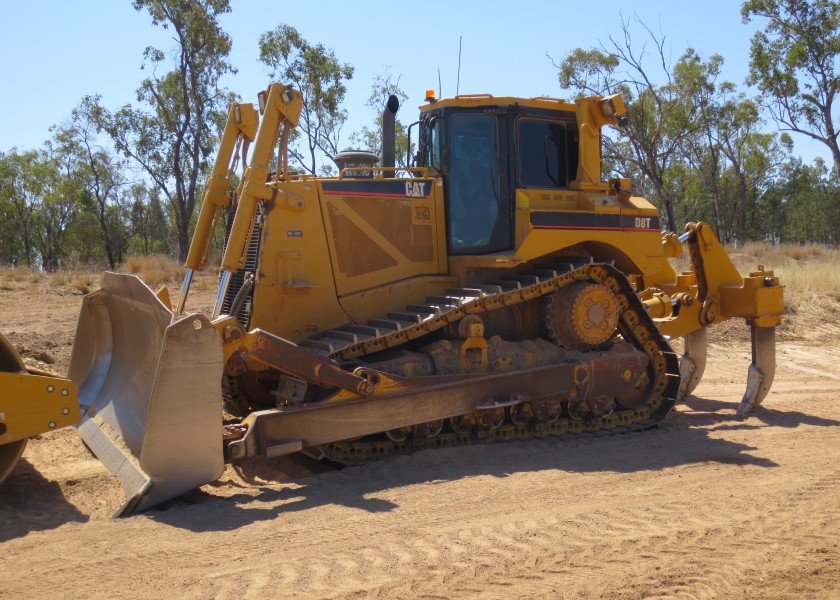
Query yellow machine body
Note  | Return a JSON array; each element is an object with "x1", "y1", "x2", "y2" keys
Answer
[{"x1": 0, "y1": 333, "x2": 79, "y2": 484}]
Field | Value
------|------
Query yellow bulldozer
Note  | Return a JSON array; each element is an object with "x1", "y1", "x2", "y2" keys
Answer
[{"x1": 65, "y1": 83, "x2": 783, "y2": 515}]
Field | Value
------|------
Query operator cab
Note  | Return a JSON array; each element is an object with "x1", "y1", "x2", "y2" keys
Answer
[{"x1": 416, "y1": 96, "x2": 580, "y2": 255}]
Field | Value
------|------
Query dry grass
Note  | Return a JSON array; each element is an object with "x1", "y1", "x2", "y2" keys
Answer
[
  {"x1": 0, "y1": 266, "x2": 46, "y2": 285},
  {"x1": 123, "y1": 255, "x2": 184, "y2": 288},
  {"x1": 44, "y1": 269, "x2": 102, "y2": 294},
  {"x1": 731, "y1": 243, "x2": 840, "y2": 306},
  {"x1": 672, "y1": 243, "x2": 840, "y2": 303},
  {"x1": 0, "y1": 255, "x2": 188, "y2": 297}
]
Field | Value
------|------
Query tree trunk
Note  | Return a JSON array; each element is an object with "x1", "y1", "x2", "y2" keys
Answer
[{"x1": 735, "y1": 171, "x2": 747, "y2": 246}]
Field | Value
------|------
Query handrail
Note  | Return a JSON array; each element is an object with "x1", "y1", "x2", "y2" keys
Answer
[{"x1": 337, "y1": 166, "x2": 429, "y2": 179}]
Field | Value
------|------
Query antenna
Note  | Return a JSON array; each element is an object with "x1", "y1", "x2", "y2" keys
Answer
[
  {"x1": 438, "y1": 68, "x2": 442, "y2": 99},
  {"x1": 456, "y1": 36, "x2": 462, "y2": 96}
]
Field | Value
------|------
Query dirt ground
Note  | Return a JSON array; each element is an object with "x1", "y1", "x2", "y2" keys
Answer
[{"x1": 1, "y1": 279, "x2": 839, "y2": 599}]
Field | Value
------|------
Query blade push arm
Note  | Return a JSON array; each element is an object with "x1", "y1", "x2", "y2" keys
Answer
[
  {"x1": 177, "y1": 101, "x2": 259, "y2": 313},
  {"x1": 213, "y1": 84, "x2": 303, "y2": 318}
]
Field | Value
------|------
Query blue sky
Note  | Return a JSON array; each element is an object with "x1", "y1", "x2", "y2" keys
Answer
[{"x1": 0, "y1": 0, "x2": 826, "y2": 164}]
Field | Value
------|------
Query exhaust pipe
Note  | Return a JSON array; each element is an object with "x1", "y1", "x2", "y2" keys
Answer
[{"x1": 382, "y1": 94, "x2": 400, "y2": 169}]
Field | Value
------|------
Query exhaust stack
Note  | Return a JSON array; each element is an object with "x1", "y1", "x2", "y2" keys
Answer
[{"x1": 382, "y1": 94, "x2": 400, "y2": 169}]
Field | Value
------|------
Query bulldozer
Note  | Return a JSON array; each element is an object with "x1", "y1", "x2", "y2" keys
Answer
[
  {"x1": 67, "y1": 83, "x2": 784, "y2": 516},
  {"x1": 0, "y1": 333, "x2": 79, "y2": 484}
]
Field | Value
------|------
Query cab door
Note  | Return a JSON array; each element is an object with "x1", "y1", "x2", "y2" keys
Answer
[{"x1": 444, "y1": 112, "x2": 511, "y2": 254}]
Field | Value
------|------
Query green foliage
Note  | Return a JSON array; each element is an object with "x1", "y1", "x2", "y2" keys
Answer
[
  {"x1": 0, "y1": 149, "x2": 53, "y2": 268},
  {"x1": 50, "y1": 122, "x2": 127, "y2": 269},
  {"x1": 78, "y1": 0, "x2": 235, "y2": 261},
  {"x1": 761, "y1": 159, "x2": 840, "y2": 243},
  {"x1": 126, "y1": 184, "x2": 171, "y2": 255},
  {"x1": 258, "y1": 24, "x2": 354, "y2": 175},
  {"x1": 556, "y1": 17, "x2": 726, "y2": 232},
  {"x1": 742, "y1": 0, "x2": 840, "y2": 180}
]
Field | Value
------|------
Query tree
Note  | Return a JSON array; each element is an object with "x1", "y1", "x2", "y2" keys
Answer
[
  {"x1": 743, "y1": 0, "x2": 840, "y2": 180},
  {"x1": 78, "y1": 0, "x2": 235, "y2": 261},
  {"x1": 35, "y1": 141, "x2": 84, "y2": 270},
  {"x1": 764, "y1": 158, "x2": 840, "y2": 243},
  {"x1": 51, "y1": 122, "x2": 128, "y2": 269},
  {"x1": 0, "y1": 149, "x2": 46, "y2": 267},
  {"x1": 351, "y1": 70, "x2": 414, "y2": 167},
  {"x1": 126, "y1": 183, "x2": 170, "y2": 255},
  {"x1": 556, "y1": 18, "x2": 724, "y2": 232},
  {"x1": 258, "y1": 24, "x2": 354, "y2": 175},
  {"x1": 709, "y1": 94, "x2": 772, "y2": 243}
]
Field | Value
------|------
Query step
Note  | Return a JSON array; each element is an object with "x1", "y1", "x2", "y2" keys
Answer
[
  {"x1": 337, "y1": 323, "x2": 390, "y2": 338},
  {"x1": 368, "y1": 318, "x2": 415, "y2": 332},
  {"x1": 301, "y1": 337, "x2": 350, "y2": 354},
  {"x1": 387, "y1": 311, "x2": 425, "y2": 324}
]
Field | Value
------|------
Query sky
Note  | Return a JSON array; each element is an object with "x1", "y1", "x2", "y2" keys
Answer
[{"x1": 0, "y1": 0, "x2": 827, "y2": 165}]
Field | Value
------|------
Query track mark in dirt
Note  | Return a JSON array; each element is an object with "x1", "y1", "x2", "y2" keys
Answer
[{"x1": 304, "y1": 442, "x2": 840, "y2": 599}]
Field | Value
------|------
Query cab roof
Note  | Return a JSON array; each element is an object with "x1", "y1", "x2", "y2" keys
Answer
[{"x1": 419, "y1": 94, "x2": 577, "y2": 114}]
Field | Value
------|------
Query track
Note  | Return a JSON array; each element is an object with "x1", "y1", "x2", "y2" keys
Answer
[{"x1": 300, "y1": 260, "x2": 682, "y2": 459}]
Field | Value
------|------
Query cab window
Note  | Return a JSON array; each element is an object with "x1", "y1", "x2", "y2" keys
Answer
[
  {"x1": 423, "y1": 117, "x2": 442, "y2": 173},
  {"x1": 517, "y1": 118, "x2": 578, "y2": 188}
]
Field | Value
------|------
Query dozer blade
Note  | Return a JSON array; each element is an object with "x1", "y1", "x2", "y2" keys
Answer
[
  {"x1": 736, "y1": 325, "x2": 776, "y2": 417},
  {"x1": 69, "y1": 273, "x2": 225, "y2": 516}
]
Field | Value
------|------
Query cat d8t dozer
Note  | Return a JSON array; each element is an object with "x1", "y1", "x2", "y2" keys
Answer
[
  {"x1": 0, "y1": 332, "x2": 79, "y2": 484},
  {"x1": 68, "y1": 83, "x2": 784, "y2": 515}
]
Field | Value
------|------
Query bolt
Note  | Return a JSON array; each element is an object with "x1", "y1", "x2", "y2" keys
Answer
[
  {"x1": 62, "y1": 408, "x2": 70, "y2": 415},
  {"x1": 193, "y1": 319, "x2": 202, "y2": 330},
  {"x1": 49, "y1": 421, "x2": 56, "y2": 428},
  {"x1": 228, "y1": 444, "x2": 241, "y2": 457},
  {"x1": 61, "y1": 389, "x2": 69, "y2": 396},
  {"x1": 47, "y1": 385, "x2": 55, "y2": 393},
  {"x1": 225, "y1": 325, "x2": 242, "y2": 341}
]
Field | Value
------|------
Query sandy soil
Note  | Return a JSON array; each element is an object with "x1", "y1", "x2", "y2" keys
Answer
[{"x1": 1, "y1": 279, "x2": 838, "y2": 599}]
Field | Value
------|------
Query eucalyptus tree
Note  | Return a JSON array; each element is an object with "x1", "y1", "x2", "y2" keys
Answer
[
  {"x1": 126, "y1": 183, "x2": 170, "y2": 255},
  {"x1": 556, "y1": 18, "x2": 724, "y2": 232},
  {"x1": 78, "y1": 0, "x2": 235, "y2": 261},
  {"x1": 51, "y1": 121, "x2": 128, "y2": 269},
  {"x1": 0, "y1": 149, "x2": 46, "y2": 267},
  {"x1": 767, "y1": 158, "x2": 839, "y2": 243},
  {"x1": 743, "y1": 0, "x2": 840, "y2": 180},
  {"x1": 36, "y1": 139, "x2": 85, "y2": 270},
  {"x1": 259, "y1": 24, "x2": 354, "y2": 175}
]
